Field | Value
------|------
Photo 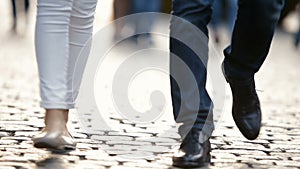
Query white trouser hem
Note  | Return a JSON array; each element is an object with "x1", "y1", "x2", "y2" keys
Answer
[{"x1": 40, "y1": 101, "x2": 75, "y2": 109}]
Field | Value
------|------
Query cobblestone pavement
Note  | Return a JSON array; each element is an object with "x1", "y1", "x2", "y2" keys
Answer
[{"x1": 1, "y1": 1, "x2": 300, "y2": 169}]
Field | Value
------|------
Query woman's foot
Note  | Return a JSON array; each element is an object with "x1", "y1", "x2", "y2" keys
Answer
[{"x1": 32, "y1": 109, "x2": 76, "y2": 150}]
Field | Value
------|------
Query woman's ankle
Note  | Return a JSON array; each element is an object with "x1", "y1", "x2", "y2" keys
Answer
[{"x1": 44, "y1": 109, "x2": 69, "y2": 130}]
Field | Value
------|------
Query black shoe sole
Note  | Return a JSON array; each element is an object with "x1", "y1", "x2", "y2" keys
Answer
[
  {"x1": 172, "y1": 161, "x2": 210, "y2": 168},
  {"x1": 172, "y1": 155, "x2": 211, "y2": 168}
]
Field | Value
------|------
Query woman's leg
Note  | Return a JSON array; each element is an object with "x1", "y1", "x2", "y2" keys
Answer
[
  {"x1": 34, "y1": 0, "x2": 75, "y2": 150},
  {"x1": 34, "y1": 0, "x2": 98, "y2": 150},
  {"x1": 35, "y1": 0, "x2": 74, "y2": 109},
  {"x1": 36, "y1": 0, "x2": 97, "y2": 108}
]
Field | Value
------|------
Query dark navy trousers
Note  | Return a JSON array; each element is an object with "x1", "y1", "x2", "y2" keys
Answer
[{"x1": 170, "y1": 0, "x2": 284, "y2": 137}]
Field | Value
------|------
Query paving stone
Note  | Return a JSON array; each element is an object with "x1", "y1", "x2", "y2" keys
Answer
[
  {"x1": 0, "y1": 140, "x2": 18, "y2": 145},
  {"x1": 71, "y1": 132, "x2": 88, "y2": 139},
  {"x1": 14, "y1": 131, "x2": 39, "y2": 137},
  {"x1": 0, "y1": 166, "x2": 16, "y2": 169},
  {"x1": 273, "y1": 161, "x2": 300, "y2": 167},
  {"x1": 218, "y1": 148, "x2": 267, "y2": 154},
  {"x1": 210, "y1": 163, "x2": 249, "y2": 169},
  {"x1": 292, "y1": 156, "x2": 300, "y2": 161},
  {"x1": 116, "y1": 152, "x2": 156, "y2": 160},
  {"x1": 0, "y1": 162, "x2": 34, "y2": 169},
  {"x1": 1, "y1": 137, "x2": 31, "y2": 142},
  {"x1": 23, "y1": 153, "x2": 40, "y2": 162},
  {"x1": 133, "y1": 137, "x2": 177, "y2": 147},
  {"x1": 0, "y1": 156, "x2": 31, "y2": 163},
  {"x1": 0, "y1": 125, "x2": 39, "y2": 131},
  {"x1": 106, "y1": 140, "x2": 152, "y2": 146},
  {"x1": 134, "y1": 145, "x2": 170, "y2": 153},
  {"x1": 123, "y1": 161, "x2": 168, "y2": 168},
  {"x1": 119, "y1": 132, "x2": 153, "y2": 138},
  {"x1": 90, "y1": 135, "x2": 134, "y2": 142},
  {"x1": 0, "y1": 132, "x2": 9, "y2": 137},
  {"x1": 84, "y1": 157, "x2": 119, "y2": 166},
  {"x1": 110, "y1": 166, "x2": 146, "y2": 169},
  {"x1": 76, "y1": 160, "x2": 113, "y2": 168}
]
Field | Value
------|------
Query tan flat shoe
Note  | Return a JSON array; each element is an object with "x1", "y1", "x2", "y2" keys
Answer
[{"x1": 32, "y1": 129, "x2": 76, "y2": 151}]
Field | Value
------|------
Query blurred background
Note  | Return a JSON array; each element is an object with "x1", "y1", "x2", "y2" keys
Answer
[{"x1": 1, "y1": 0, "x2": 299, "y2": 48}]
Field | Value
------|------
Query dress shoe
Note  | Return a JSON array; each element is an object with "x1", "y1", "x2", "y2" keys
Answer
[
  {"x1": 173, "y1": 129, "x2": 211, "y2": 168},
  {"x1": 222, "y1": 63, "x2": 261, "y2": 140},
  {"x1": 32, "y1": 129, "x2": 76, "y2": 151}
]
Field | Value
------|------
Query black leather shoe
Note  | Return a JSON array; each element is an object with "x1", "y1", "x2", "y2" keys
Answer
[
  {"x1": 173, "y1": 129, "x2": 211, "y2": 168},
  {"x1": 222, "y1": 63, "x2": 261, "y2": 140}
]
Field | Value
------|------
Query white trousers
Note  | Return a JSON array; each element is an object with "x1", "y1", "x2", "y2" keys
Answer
[{"x1": 35, "y1": 0, "x2": 98, "y2": 109}]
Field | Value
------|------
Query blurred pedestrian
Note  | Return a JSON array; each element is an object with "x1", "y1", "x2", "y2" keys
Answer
[
  {"x1": 277, "y1": 0, "x2": 300, "y2": 48},
  {"x1": 113, "y1": 0, "x2": 162, "y2": 45},
  {"x1": 170, "y1": 0, "x2": 284, "y2": 168},
  {"x1": 32, "y1": 0, "x2": 98, "y2": 150},
  {"x1": 278, "y1": 0, "x2": 300, "y2": 27},
  {"x1": 130, "y1": 0, "x2": 162, "y2": 45},
  {"x1": 294, "y1": 9, "x2": 300, "y2": 48},
  {"x1": 113, "y1": 0, "x2": 131, "y2": 40},
  {"x1": 11, "y1": 0, "x2": 30, "y2": 31},
  {"x1": 210, "y1": 0, "x2": 237, "y2": 43},
  {"x1": 296, "y1": 28, "x2": 300, "y2": 47}
]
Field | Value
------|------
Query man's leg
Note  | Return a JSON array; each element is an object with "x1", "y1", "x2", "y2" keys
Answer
[
  {"x1": 223, "y1": 0, "x2": 284, "y2": 140},
  {"x1": 170, "y1": 0, "x2": 214, "y2": 167}
]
